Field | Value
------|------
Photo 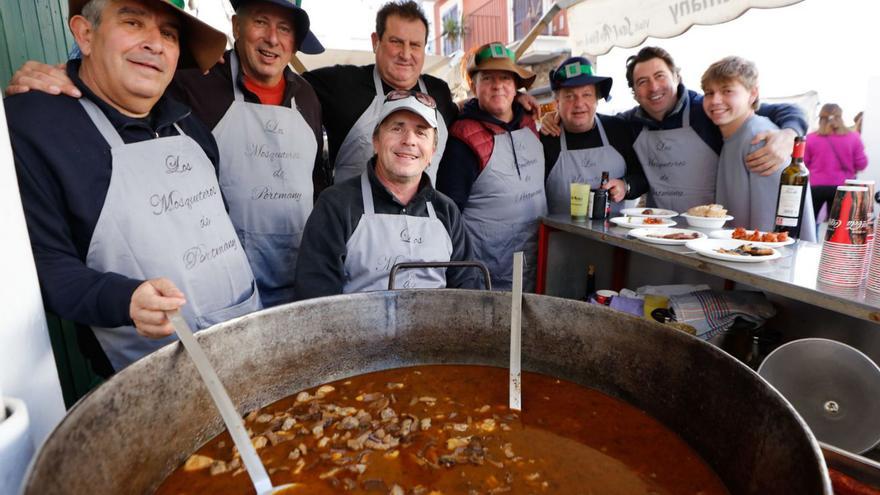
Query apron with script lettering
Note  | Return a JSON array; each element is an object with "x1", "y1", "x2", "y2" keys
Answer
[
  {"x1": 343, "y1": 172, "x2": 452, "y2": 292},
  {"x1": 546, "y1": 117, "x2": 627, "y2": 216},
  {"x1": 333, "y1": 66, "x2": 448, "y2": 185},
  {"x1": 80, "y1": 98, "x2": 260, "y2": 371},
  {"x1": 634, "y1": 97, "x2": 718, "y2": 212},
  {"x1": 462, "y1": 127, "x2": 547, "y2": 292},
  {"x1": 213, "y1": 51, "x2": 317, "y2": 307}
]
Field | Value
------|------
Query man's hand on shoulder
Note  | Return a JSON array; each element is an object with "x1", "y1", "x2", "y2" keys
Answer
[
  {"x1": 130, "y1": 278, "x2": 187, "y2": 339},
  {"x1": 746, "y1": 128, "x2": 796, "y2": 176},
  {"x1": 515, "y1": 92, "x2": 541, "y2": 121},
  {"x1": 540, "y1": 111, "x2": 562, "y2": 137},
  {"x1": 5, "y1": 61, "x2": 80, "y2": 98}
]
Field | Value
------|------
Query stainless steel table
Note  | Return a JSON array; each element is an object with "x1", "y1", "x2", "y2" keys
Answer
[{"x1": 537, "y1": 214, "x2": 880, "y2": 325}]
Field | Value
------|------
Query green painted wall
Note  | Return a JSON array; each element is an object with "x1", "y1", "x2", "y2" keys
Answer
[{"x1": 0, "y1": 0, "x2": 74, "y2": 88}]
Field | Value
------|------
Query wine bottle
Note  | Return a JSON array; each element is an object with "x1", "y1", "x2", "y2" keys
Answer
[
  {"x1": 774, "y1": 136, "x2": 809, "y2": 238},
  {"x1": 581, "y1": 265, "x2": 596, "y2": 302},
  {"x1": 591, "y1": 171, "x2": 610, "y2": 219}
]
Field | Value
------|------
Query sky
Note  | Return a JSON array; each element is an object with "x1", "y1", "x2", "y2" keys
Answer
[{"x1": 301, "y1": 0, "x2": 879, "y2": 128}]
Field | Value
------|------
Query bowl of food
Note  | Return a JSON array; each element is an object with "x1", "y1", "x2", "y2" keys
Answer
[{"x1": 680, "y1": 204, "x2": 733, "y2": 229}]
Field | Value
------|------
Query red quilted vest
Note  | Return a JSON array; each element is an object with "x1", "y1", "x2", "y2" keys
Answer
[{"x1": 449, "y1": 114, "x2": 538, "y2": 171}]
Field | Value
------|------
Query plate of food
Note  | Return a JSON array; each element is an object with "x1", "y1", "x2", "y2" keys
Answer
[
  {"x1": 709, "y1": 227, "x2": 796, "y2": 247},
  {"x1": 685, "y1": 238, "x2": 781, "y2": 262},
  {"x1": 610, "y1": 216, "x2": 677, "y2": 229},
  {"x1": 620, "y1": 207, "x2": 679, "y2": 218},
  {"x1": 629, "y1": 228, "x2": 706, "y2": 245},
  {"x1": 681, "y1": 204, "x2": 733, "y2": 229}
]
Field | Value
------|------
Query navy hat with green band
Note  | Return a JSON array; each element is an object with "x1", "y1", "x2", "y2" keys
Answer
[
  {"x1": 550, "y1": 57, "x2": 612, "y2": 101},
  {"x1": 231, "y1": 0, "x2": 324, "y2": 54}
]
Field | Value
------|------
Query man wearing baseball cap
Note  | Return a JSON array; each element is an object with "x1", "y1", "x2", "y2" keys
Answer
[
  {"x1": 6, "y1": 0, "x2": 327, "y2": 308},
  {"x1": 541, "y1": 56, "x2": 647, "y2": 216},
  {"x1": 294, "y1": 91, "x2": 479, "y2": 298},
  {"x1": 437, "y1": 42, "x2": 546, "y2": 292},
  {"x1": 7, "y1": 0, "x2": 260, "y2": 372}
]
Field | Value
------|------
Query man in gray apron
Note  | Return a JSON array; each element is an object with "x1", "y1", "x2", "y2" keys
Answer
[
  {"x1": 294, "y1": 92, "x2": 480, "y2": 299},
  {"x1": 440, "y1": 43, "x2": 546, "y2": 292},
  {"x1": 620, "y1": 46, "x2": 807, "y2": 212},
  {"x1": 4, "y1": 0, "x2": 326, "y2": 308},
  {"x1": 8, "y1": 0, "x2": 260, "y2": 371},
  {"x1": 542, "y1": 57, "x2": 647, "y2": 216}
]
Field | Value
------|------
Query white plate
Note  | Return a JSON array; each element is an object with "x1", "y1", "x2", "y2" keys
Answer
[
  {"x1": 610, "y1": 216, "x2": 677, "y2": 229},
  {"x1": 708, "y1": 229, "x2": 796, "y2": 247},
  {"x1": 629, "y1": 228, "x2": 706, "y2": 245},
  {"x1": 620, "y1": 207, "x2": 679, "y2": 218},
  {"x1": 685, "y1": 238, "x2": 781, "y2": 263}
]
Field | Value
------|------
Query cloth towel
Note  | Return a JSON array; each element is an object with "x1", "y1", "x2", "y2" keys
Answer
[{"x1": 669, "y1": 290, "x2": 776, "y2": 340}]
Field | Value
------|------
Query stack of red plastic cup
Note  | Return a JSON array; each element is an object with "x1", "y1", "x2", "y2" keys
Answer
[
  {"x1": 868, "y1": 215, "x2": 880, "y2": 294},
  {"x1": 818, "y1": 186, "x2": 872, "y2": 287},
  {"x1": 845, "y1": 179, "x2": 876, "y2": 280}
]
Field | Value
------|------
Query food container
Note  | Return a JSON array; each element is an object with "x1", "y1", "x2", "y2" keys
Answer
[
  {"x1": 680, "y1": 213, "x2": 734, "y2": 229},
  {"x1": 23, "y1": 290, "x2": 831, "y2": 495}
]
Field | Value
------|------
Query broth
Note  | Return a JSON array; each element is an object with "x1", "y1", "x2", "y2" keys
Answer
[{"x1": 157, "y1": 365, "x2": 728, "y2": 494}]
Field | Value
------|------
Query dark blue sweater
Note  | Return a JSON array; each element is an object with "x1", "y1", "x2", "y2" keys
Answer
[
  {"x1": 617, "y1": 83, "x2": 808, "y2": 152},
  {"x1": 7, "y1": 60, "x2": 220, "y2": 328}
]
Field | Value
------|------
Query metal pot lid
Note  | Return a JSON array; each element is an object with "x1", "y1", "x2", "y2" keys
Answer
[{"x1": 758, "y1": 338, "x2": 880, "y2": 454}]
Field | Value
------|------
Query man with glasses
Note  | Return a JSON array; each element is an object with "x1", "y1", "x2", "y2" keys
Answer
[
  {"x1": 293, "y1": 91, "x2": 479, "y2": 299},
  {"x1": 541, "y1": 57, "x2": 647, "y2": 216}
]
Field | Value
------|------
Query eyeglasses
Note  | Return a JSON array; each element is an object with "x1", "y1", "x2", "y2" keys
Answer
[
  {"x1": 552, "y1": 61, "x2": 594, "y2": 81},
  {"x1": 474, "y1": 43, "x2": 515, "y2": 65},
  {"x1": 384, "y1": 90, "x2": 437, "y2": 109}
]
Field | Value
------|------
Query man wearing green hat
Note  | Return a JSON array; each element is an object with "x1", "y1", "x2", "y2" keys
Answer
[
  {"x1": 6, "y1": 0, "x2": 260, "y2": 371},
  {"x1": 541, "y1": 56, "x2": 647, "y2": 216}
]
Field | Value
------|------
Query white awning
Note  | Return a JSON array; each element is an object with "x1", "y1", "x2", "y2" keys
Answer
[{"x1": 566, "y1": 0, "x2": 803, "y2": 56}]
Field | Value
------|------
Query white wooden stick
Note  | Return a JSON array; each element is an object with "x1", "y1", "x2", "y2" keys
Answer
[{"x1": 509, "y1": 252, "x2": 524, "y2": 411}]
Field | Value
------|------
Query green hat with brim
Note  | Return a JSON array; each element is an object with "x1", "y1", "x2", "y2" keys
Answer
[{"x1": 68, "y1": 0, "x2": 227, "y2": 73}]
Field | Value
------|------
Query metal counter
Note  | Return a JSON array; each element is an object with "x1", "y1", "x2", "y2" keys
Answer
[{"x1": 537, "y1": 214, "x2": 880, "y2": 325}]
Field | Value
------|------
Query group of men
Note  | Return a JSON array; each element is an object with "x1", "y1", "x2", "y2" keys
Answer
[{"x1": 6, "y1": 0, "x2": 806, "y2": 373}]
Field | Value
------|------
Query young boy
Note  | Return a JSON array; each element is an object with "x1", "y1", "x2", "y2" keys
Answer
[{"x1": 701, "y1": 56, "x2": 803, "y2": 235}]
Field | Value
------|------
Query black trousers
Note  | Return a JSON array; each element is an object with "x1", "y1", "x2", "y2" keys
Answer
[{"x1": 811, "y1": 185, "x2": 839, "y2": 221}]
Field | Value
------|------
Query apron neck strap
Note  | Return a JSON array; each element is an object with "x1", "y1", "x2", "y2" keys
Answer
[
  {"x1": 373, "y1": 65, "x2": 428, "y2": 98},
  {"x1": 230, "y1": 49, "x2": 296, "y2": 110},
  {"x1": 594, "y1": 115, "x2": 609, "y2": 145},
  {"x1": 372, "y1": 66, "x2": 385, "y2": 97},
  {"x1": 425, "y1": 200, "x2": 437, "y2": 219},
  {"x1": 79, "y1": 98, "x2": 125, "y2": 148},
  {"x1": 560, "y1": 116, "x2": 609, "y2": 151},
  {"x1": 361, "y1": 171, "x2": 375, "y2": 215},
  {"x1": 682, "y1": 95, "x2": 691, "y2": 127},
  {"x1": 230, "y1": 50, "x2": 245, "y2": 102}
]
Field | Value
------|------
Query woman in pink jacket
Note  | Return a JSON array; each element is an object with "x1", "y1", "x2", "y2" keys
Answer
[{"x1": 805, "y1": 103, "x2": 869, "y2": 219}]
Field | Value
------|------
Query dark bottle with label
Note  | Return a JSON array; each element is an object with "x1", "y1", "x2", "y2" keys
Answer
[
  {"x1": 774, "y1": 137, "x2": 809, "y2": 238},
  {"x1": 590, "y1": 171, "x2": 611, "y2": 219},
  {"x1": 581, "y1": 264, "x2": 596, "y2": 302}
]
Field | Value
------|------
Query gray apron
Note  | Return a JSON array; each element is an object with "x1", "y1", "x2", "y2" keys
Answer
[
  {"x1": 333, "y1": 67, "x2": 448, "y2": 185},
  {"x1": 546, "y1": 117, "x2": 627, "y2": 216},
  {"x1": 462, "y1": 127, "x2": 547, "y2": 292},
  {"x1": 213, "y1": 51, "x2": 317, "y2": 307},
  {"x1": 634, "y1": 97, "x2": 718, "y2": 211},
  {"x1": 343, "y1": 172, "x2": 452, "y2": 292},
  {"x1": 80, "y1": 99, "x2": 261, "y2": 371}
]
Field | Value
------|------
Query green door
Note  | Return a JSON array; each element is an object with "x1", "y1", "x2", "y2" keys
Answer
[{"x1": 0, "y1": 0, "x2": 74, "y2": 88}]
